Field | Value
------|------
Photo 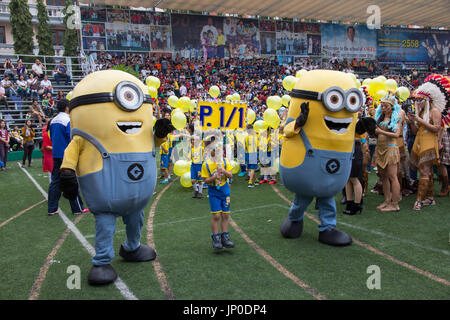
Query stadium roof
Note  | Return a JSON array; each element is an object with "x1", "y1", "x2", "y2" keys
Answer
[{"x1": 91, "y1": 0, "x2": 450, "y2": 28}]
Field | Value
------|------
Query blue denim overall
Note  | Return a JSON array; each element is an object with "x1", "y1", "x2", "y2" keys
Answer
[
  {"x1": 279, "y1": 128, "x2": 353, "y2": 231},
  {"x1": 71, "y1": 128, "x2": 156, "y2": 265}
]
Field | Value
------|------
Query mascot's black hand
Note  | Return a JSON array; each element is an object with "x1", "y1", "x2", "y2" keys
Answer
[
  {"x1": 363, "y1": 117, "x2": 376, "y2": 136},
  {"x1": 295, "y1": 102, "x2": 309, "y2": 128},
  {"x1": 154, "y1": 118, "x2": 175, "y2": 139},
  {"x1": 59, "y1": 170, "x2": 79, "y2": 200}
]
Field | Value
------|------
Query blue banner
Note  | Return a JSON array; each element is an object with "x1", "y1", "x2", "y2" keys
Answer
[
  {"x1": 377, "y1": 27, "x2": 450, "y2": 67},
  {"x1": 321, "y1": 24, "x2": 377, "y2": 59}
]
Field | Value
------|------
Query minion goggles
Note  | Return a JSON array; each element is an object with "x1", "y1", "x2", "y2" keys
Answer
[
  {"x1": 290, "y1": 86, "x2": 365, "y2": 113},
  {"x1": 69, "y1": 81, "x2": 152, "y2": 112}
]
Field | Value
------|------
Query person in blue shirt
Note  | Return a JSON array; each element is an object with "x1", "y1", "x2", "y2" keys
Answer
[
  {"x1": 47, "y1": 99, "x2": 87, "y2": 216},
  {"x1": 54, "y1": 61, "x2": 71, "y2": 85}
]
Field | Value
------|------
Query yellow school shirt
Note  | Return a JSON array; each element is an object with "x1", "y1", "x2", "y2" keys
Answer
[{"x1": 201, "y1": 158, "x2": 233, "y2": 187}]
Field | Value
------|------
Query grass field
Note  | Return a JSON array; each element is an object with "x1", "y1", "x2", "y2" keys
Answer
[{"x1": 0, "y1": 157, "x2": 449, "y2": 300}]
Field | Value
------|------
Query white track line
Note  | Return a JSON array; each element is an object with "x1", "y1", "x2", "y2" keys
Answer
[
  {"x1": 84, "y1": 203, "x2": 287, "y2": 239},
  {"x1": 18, "y1": 162, "x2": 138, "y2": 300}
]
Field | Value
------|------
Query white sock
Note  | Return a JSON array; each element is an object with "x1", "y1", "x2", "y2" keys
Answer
[
  {"x1": 193, "y1": 183, "x2": 198, "y2": 192},
  {"x1": 198, "y1": 182, "x2": 203, "y2": 194}
]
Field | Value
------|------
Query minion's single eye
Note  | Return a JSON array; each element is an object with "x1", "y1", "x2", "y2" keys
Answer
[
  {"x1": 345, "y1": 89, "x2": 364, "y2": 113},
  {"x1": 114, "y1": 81, "x2": 143, "y2": 111},
  {"x1": 324, "y1": 89, "x2": 344, "y2": 112}
]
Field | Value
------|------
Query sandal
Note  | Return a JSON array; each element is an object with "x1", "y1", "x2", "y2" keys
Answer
[
  {"x1": 422, "y1": 198, "x2": 436, "y2": 206},
  {"x1": 376, "y1": 202, "x2": 389, "y2": 210},
  {"x1": 380, "y1": 204, "x2": 400, "y2": 212},
  {"x1": 413, "y1": 200, "x2": 423, "y2": 211}
]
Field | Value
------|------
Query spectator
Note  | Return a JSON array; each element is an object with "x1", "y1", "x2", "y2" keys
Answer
[
  {"x1": 47, "y1": 99, "x2": 87, "y2": 216},
  {"x1": 27, "y1": 73, "x2": 39, "y2": 100},
  {"x1": 0, "y1": 84, "x2": 9, "y2": 109},
  {"x1": 21, "y1": 119, "x2": 35, "y2": 168},
  {"x1": 3, "y1": 58, "x2": 16, "y2": 81},
  {"x1": 40, "y1": 74, "x2": 53, "y2": 96},
  {"x1": 41, "y1": 118, "x2": 53, "y2": 181},
  {"x1": 1, "y1": 75, "x2": 17, "y2": 98},
  {"x1": 29, "y1": 99, "x2": 45, "y2": 127},
  {"x1": 41, "y1": 92, "x2": 55, "y2": 118},
  {"x1": 55, "y1": 90, "x2": 65, "y2": 104},
  {"x1": 15, "y1": 59, "x2": 27, "y2": 79},
  {"x1": 54, "y1": 61, "x2": 71, "y2": 85},
  {"x1": 0, "y1": 119, "x2": 9, "y2": 170},
  {"x1": 9, "y1": 125, "x2": 23, "y2": 151},
  {"x1": 16, "y1": 74, "x2": 28, "y2": 101},
  {"x1": 32, "y1": 59, "x2": 46, "y2": 79}
]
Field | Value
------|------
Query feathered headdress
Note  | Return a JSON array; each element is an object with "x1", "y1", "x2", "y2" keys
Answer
[{"x1": 415, "y1": 74, "x2": 450, "y2": 128}]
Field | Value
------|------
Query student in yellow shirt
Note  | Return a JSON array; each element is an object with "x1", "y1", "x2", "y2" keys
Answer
[
  {"x1": 190, "y1": 124, "x2": 205, "y2": 199},
  {"x1": 245, "y1": 125, "x2": 258, "y2": 188},
  {"x1": 201, "y1": 137, "x2": 234, "y2": 250},
  {"x1": 160, "y1": 140, "x2": 170, "y2": 183},
  {"x1": 235, "y1": 129, "x2": 247, "y2": 176}
]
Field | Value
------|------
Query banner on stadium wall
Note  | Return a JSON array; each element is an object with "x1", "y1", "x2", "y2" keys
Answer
[
  {"x1": 171, "y1": 14, "x2": 260, "y2": 60},
  {"x1": 198, "y1": 101, "x2": 247, "y2": 130},
  {"x1": 377, "y1": 27, "x2": 450, "y2": 67},
  {"x1": 321, "y1": 23, "x2": 377, "y2": 60}
]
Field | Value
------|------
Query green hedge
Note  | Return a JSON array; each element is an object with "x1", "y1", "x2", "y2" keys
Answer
[{"x1": 7, "y1": 150, "x2": 43, "y2": 161}]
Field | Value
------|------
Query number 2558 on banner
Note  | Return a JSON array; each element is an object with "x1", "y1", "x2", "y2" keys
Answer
[{"x1": 199, "y1": 101, "x2": 247, "y2": 130}]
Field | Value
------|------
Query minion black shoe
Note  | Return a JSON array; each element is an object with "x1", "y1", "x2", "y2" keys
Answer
[
  {"x1": 88, "y1": 264, "x2": 117, "y2": 285},
  {"x1": 318, "y1": 229, "x2": 352, "y2": 246},
  {"x1": 221, "y1": 232, "x2": 234, "y2": 248},
  {"x1": 280, "y1": 217, "x2": 303, "y2": 238},
  {"x1": 119, "y1": 244, "x2": 157, "y2": 262}
]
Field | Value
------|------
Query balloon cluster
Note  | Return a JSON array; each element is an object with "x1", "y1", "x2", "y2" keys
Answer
[{"x1": 361, "y1": 75, "x2": 410, "y2": 102}]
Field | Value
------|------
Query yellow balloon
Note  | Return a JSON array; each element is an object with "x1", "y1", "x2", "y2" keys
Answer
[
  {"x1": 168, "y1": 95, "x2": 179, "y2": 108},
  {"x1": 171, "y1": 109, "x2": 186, "y2": 130},
  {"x1": 362, "y1": 78, "x2": 372, "y2": 87},
  {"x1": 230, "y1": 160, "x2": 240, "y2": 174},
  {"x1": 368, "y1": 78, "x2": 386, "y2": 99},
  {"x1": 374, "y1": 90, "x2": 387, "y2": 101},
  {"x1": 246, "y1": 108, "x2": 256, "y2": 124},
  {"x1": 254, "y1": 120, "x2": 268, "y2": 132},
  {"x1": 282, "y1": 75, "x2": 297, "y2": 91},
  {"x1": 263, "y1": 108, "x2": 280, "y2": 129},
  {"x1": 375, "y1": 75, "x2": 387, "y2": 83},
  {"x1": 232, "y1": 93, "x2": 240, "y2": 101},
  {"x1": 146, "y1": 76, "x2": 160, "y2": 89},
  {"x1": 209, "y1": 85, "x2": 220, "y2": 98},
  {"x1": 281, "y1": 94, "x2": 291, "y2": 107},
  {"x1": 267, "y1": 96, "x2": 282, "y2": 110},
  {"x1": 225, "y1": 95, "x2": 232, "y2": 101},
  {"x1": 66, "y1": 91, "x2": 73, "y2": 101},
  {"x1": 396, "y1": 86, "x2": 410, "y2": 102},
  {"x1": 385, "y1": 79, "x2": 398, "y2": 92},
  {"x1": 180, "y1": 171, "x2": 192, "y2": 188},
  {"x1": 174, "y1": 160, "x2": 190, "y2": 177},
  {"x1": 148, "y1": 86, "x2": 157, "y2": 99},
  {"x1": 179, "y1": 96, "x2": 191, "y2": 112},
  {"x1": 295, "y1": 69, "x2": 308, "y2": 78}
]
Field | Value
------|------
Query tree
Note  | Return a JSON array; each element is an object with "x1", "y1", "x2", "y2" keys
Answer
[
  {"x1": 9, "y1": 0, "x2": 34, "y2": 55},
  {"x1": 36, "y1": 0, "x2": 54, "y2": 56},
  {"x1": 62, "y1": 0, "x2": 78, "y2": 57}
]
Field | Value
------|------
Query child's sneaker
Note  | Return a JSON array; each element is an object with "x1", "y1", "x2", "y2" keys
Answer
[
  {"x1": 161, "y1": 179, "x2": 169, "y2": 184},
  {"x1": 259, "y1": 179, "x2": 268, "y2": 184},
  {"x1": 248, "y1": 183, "x2": 254, "y2": 188},
  {"x1": 221, "y1": 232, "x2": 234, "y2": 248},
  {"x1": 268, "y1": 179, "x2": 277, "y2": 185},
  {"x1": 238, "y1": 172, "x2": 247, "y2": 177},
  {"x1": 212, "y1": 233, "x2": 223, "y2": 250}
]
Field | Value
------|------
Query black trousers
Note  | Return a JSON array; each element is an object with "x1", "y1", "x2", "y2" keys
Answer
[{"x1": 23, "y1": 144, "x2": 34, "y2": 165}]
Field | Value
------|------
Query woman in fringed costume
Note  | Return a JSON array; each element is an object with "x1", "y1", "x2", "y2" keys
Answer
[
  {"x1": 408, "y1": 74, "x2": 449, "y2": 210},
  {"x1": 373, "y1": 92, "x2": 402, "y2": 212}
]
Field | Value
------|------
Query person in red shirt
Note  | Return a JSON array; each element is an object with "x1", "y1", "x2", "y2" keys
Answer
[{"x1": 41, "y1": 119, "x2": 53, "y2": 181}]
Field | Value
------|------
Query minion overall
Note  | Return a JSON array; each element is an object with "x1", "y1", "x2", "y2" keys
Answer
[
  {"x1": 280, "y1": 70, "x2": 365, "y2": 246},
  {"x1": 59, "y1": 70, "x2": 173, "y2": 285}
]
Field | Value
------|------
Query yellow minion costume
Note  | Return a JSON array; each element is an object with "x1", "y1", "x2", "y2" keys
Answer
[
  {"x1": 280, "y1": 70, "x2": 365, "y2": 246},
  {"x1": 60, "y1": 70, "x2": 173, "y2": 285}
]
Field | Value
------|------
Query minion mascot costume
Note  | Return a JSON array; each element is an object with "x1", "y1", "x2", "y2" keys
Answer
[
  {"x1": 280, "y1": 70, "x2": 366, "y2": 246},
  {"x1": 59, "y1": 70, "x2": 174, "y2": 285}
]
